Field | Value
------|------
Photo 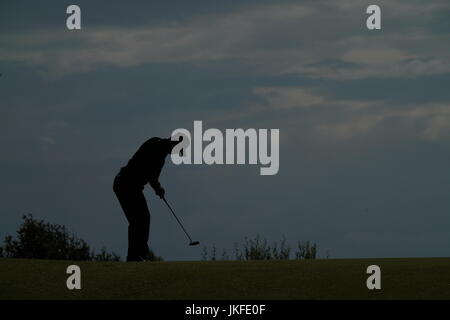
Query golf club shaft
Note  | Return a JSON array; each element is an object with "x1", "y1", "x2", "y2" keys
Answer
[{"x1": 162, "y1": 197, "x2": 193, "y2": 243}]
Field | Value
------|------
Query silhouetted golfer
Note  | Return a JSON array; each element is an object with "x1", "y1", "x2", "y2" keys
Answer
[{"x1": 113, "y1": 137, "x2": 182, "y2": 262}]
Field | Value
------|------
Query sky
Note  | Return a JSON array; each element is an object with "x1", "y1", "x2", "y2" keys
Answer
[{"x1": 1, "y1": 0, "x2": 450, "y2": 260}]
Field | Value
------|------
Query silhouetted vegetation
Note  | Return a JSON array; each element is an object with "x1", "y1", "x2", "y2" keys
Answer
[
  {"x1": 92, "y1": 247, "x2": 121, "y2": 262},
  {"x1": 201, "y1": 234, "x2": 323, "y2": 261},
  {"x1": 0, "y1": 215, "x2": 123, "y2": 261},
  {"x1": 143, "y1": 250, "x2": 163, "y2": 262},
  {"x1": 295, "y1": 240, "x2": 317, "y2": 260}
]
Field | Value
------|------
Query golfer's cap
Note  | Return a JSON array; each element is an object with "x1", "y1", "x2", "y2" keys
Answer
[{"x1": 165, "y1": 136, "x2": 183, "y2": 148}]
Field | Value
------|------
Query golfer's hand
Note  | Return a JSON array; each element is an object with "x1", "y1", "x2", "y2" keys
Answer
[{"x1": 155, "y1": 186, "x2": 165, "y2": 199}]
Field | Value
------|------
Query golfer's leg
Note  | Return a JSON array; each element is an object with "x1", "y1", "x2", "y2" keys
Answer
[
  {"x1": 135, "y1": 192, "x2": 151, "y2": 257},
  {"x1": 128, "y1": 224, "x2": 141, "y2": 259},
  {"x1": 114, "y1": 190, "x2": 142, "y2": 260}
]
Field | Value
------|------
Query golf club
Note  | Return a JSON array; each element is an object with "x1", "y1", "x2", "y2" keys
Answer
[{"x1": 162, "y1": 197, "x2": 200, "y2": 246}]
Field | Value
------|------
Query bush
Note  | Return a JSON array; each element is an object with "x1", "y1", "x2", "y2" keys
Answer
[
  {"x1": 242, "y1": 234, "x2": 272, "y2": 260},
  {"x1": 1, "y1": 214, "x2": 121, "y2": 261},
  {"x1": 202, "y1": 235, "x2": 321, "y2": 261},
  {"x1": 235, "y1": 234, "x2": 293, "y2": 260},
  {"x1": 272, "y1": 236, "x2": 291, "y2": 260},
  {"x1": 92, "y1": 247, "x2": 121, "y2": 262},
  {"x1": 201, "y1": 244, "x2": 217, "y2": 261},
  {"x1": 295, "y1": 240, "x2": 317, "y2": 260}
]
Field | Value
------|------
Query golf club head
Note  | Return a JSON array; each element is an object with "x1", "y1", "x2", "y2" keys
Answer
[{"x1": 189, "y1": 241, "x2": 200, "y2": 246}]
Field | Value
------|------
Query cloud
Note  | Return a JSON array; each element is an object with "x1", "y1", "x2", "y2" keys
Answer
[
  {"x1": 341, "y1": 48, "x2": 410, "y2": 66},
  {"x1": 0, "y1": 2, "x2": 312, "y2": 74},
  {"x1": 316, "y1": 103, "x2": 450, "y2": 141},
  {"x1": 251, "y1": 86, "x2": 450, "y2": 141},
  {"x1": 253, "y1": 87, "x2": 325, "y2": 109},
  {"x1": 38, "y1": 136, "x2": 56, "y2": 145},
  {"x1": 1, "y1": 0, "x2": 449, "y2": 79},
  {"x1": 284, "y1": 31, "x2": 450, "y2": 79},
  {"x1": 316, "y1": 114, "x2": 385, "y2": 139}
]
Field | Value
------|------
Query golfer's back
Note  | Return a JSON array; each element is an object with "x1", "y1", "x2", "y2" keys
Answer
[{"x1": 119, "y1": 137, "x2": 166, "y2": 188}]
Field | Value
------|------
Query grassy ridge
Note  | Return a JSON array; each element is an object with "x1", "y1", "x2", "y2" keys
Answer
[{"x1": 1, "y1": 258, "x2": 450, "y2": 299}]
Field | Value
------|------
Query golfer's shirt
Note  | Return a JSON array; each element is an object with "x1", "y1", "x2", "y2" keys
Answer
[{"x1": 118, "y1": 138, "x2": 167, "y2": 189}]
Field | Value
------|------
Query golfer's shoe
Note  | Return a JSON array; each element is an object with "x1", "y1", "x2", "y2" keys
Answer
[{"x1": 126, "y1": 255, "x2": 146, "y2": 262}]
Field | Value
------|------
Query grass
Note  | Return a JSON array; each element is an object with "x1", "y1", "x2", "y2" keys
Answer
[{"x1": 1, "y1": 257, "x2": 450, "y2": 299}]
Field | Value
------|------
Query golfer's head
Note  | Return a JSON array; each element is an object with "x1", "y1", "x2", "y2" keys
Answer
[{"x1": 164, "y1": 135, "x2": 184, "y2": 155}]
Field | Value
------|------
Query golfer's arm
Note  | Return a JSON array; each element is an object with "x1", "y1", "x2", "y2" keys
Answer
[
  {"x1": 148, "y1": 159, "x2": 164, "y2": 191},
  {"x1": 148, "y1": 179, "x2": 162, "y2": 190},
  {"x1": 148, "y1": 171, "x2": 163, "y2": 191}
]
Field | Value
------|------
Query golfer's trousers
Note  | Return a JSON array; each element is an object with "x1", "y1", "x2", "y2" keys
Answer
[{"x1": 113, "y1": 173, "x2": 150, "y2": 259}]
